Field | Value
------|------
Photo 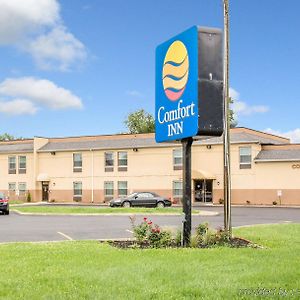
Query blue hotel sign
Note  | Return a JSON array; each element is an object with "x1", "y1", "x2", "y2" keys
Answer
[
  {"x1": 155, "y1": 26, "x2": 224, "y2": 143},
  {"x1": 155, "y1": 26, "x2": 198, "y2": 143}
]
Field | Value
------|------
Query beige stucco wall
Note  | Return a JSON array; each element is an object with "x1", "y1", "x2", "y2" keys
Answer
[{"x1": 0, "y1": 136, "x2": 299, "y2": 205}]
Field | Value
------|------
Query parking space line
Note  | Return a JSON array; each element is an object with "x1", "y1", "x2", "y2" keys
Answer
[
  {"x1": 126, "y1": 229, "x2": 133, "y2": 234},
  {"x1": 57, "y1": 231, "x2": 73, "y2": 241}
]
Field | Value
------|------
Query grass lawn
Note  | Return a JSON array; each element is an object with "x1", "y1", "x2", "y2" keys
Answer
[
  {"x1": 0, "y1": 224, "x2": 299, "y2": 299},
  {"x1": 12, "y1": 206, "x2": 199, "y2": 215}
]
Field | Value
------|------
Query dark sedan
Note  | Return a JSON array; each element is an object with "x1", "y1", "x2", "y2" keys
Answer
[
  {"x1": 0, "y1": 192, "x2": 9, "y2": 215},
  {"x1": 109, "y1": 192, "x2": 172, "y2": 208}
]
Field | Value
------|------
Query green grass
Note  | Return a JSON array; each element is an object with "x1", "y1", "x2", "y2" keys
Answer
[
  {"x1": 8, "y1": 200, "x2": 25, "y2": 204},
  {"x1": 0, "y1": 224, "x2": 299, "y2": 299},
  {"x1": 12, "y1": 206, "x2": 199, "y2": 215}
]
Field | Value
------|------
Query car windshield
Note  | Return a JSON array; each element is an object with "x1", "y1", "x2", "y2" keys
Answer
[
  {"x1": 0, "y1": 192, "x2": 5, "y2": 199},
  {"x1": 127, "y1": 193, "x2": 137, "y2": 198}
]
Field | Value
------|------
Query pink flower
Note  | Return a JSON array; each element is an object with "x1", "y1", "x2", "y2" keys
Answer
[
  {"x1": 143, "y1": 217, "x2": 147, "y2": 222},
  {"x1": 148, "y1": 221, "x2": 153, "y2": 225}
]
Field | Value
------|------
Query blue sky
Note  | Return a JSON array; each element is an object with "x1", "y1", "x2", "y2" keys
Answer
[{"x1": 0, "y1": 0, "x2": 299, "y2": 141}]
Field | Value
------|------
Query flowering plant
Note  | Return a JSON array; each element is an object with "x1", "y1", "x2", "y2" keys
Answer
[{"x1": 130, "y1": 217, "x2": 172, "y2": 248}]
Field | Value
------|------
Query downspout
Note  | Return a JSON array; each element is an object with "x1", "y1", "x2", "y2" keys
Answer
[{"x1": 90, "y1": 149, "x2": 94, "y2": 203}]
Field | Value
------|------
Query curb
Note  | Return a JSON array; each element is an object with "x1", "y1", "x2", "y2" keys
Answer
[{"x1": 11, "y1": 209, "x2": 219, "y2": 217}]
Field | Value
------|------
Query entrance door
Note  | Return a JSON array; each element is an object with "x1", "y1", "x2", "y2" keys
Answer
[
  {"x1": 42, "y1": 182, "x2": 49, "y2": 202},
  {"x1": 194, "y1": 179, "x2": 213, "y2": 203}
]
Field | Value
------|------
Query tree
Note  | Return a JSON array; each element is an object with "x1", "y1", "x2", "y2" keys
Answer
[
  {"x1": 124, "y1": 109, "x2": 155, "y2": 134},
  {"x1": 229, "y1": 97, "x2": 238, "y2": 128},
  {"x1": 0, "y1": 133, "x2": 16, "y2": 141}
]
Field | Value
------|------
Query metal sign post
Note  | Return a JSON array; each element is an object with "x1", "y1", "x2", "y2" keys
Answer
[
  {"x1": 182, "y1": 137, "x2": 193, "y2": 246},
  {"x1": 223, "y1": 0, "x2": 232, "y2": 234}
]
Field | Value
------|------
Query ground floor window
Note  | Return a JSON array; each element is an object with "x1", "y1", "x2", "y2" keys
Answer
[
  {"x1": 8, "y1": 182, "x2": 16, "y2": 197},
  {"x1": 173, "y1": 181, "x2": 183, "y2": 198},
  {"x1": 18, "y1": 182, "x2": 27, "y2": 195},
  {"x1": 104, "y1": 181, "x2": 114, "y2": 200},
  {"x1": 118, "y1": 181, "x2": 127, "y2": 197},
  {"x1": 73, "y1": 181, "x2": 82, "y2": 201}
]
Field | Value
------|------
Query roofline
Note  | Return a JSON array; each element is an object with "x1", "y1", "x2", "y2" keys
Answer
[
  {"x1": 255, "y1": 158, "x2": 300, "y2": 163},
  {"x1": 34, "y1": 132, "x2": 155, "y2": 140},
  {"x1": 233, "y1": 127, "x2": 290, "y2": 142}
]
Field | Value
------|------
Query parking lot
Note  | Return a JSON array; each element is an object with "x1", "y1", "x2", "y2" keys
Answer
[{"x1": 0, "y1": 206, "x2": 299, "y2": 243}]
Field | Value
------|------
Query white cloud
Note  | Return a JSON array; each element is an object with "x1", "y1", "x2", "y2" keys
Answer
[
  {"x1": 229, "y1": 87, "x2": 269, "y2": 117},
  {"x1": 0, "y1": 0, "x2": 86, "y2": 71},
  {"x1": 229, "y1": 87, "x2": 240, "y2": 101},
  {"x1": 0, "y1": 99, "x2": 38, "y2": 115},
  {"x1": 126, "y1": 90, "x2": 143, "y2": 97},
  {"x1": 264, "y1": 128, "x2": 300, "y2": 143},
  {"x1": 27, "y1": 26, "x2": 87, "y2": 71},
  {"x1": 0, "y1": 77, "x2": 83, "y2": 116},
  {"x1": 0, "y1": 0, "x2": 59, "y2": 44}
]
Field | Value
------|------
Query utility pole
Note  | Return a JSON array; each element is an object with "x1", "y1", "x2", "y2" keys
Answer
[{"x1": 223, "y1": 0, "x2": 232, "y2": 234}]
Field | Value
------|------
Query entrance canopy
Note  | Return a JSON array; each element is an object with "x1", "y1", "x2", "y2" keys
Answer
[
  {"x1": 192, "y1": 169, "x2": 216, "y2": 180},
  {"x1": 37, "y1": 173, "x2": 50, "y2": 182}
]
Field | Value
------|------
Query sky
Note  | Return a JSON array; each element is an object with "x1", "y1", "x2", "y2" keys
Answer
[{"x1": 0, "y1": 0, "x2": 299, "y2": 141}]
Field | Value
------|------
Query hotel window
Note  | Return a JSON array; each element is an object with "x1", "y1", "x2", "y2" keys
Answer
[
  {"x1": 18, "y1": 156, "x2": 27, "y2": 174},
  {"x1": 118, "y1": 181, "x2": 128, "y2": 197},
  {"x1": 8, "y1": 156, "x2": 16, "y2": 174},
  {"x1": 118, "y1": 151, "x2": 128, "y2": 171},
  {"x1": 18, "y1": 182, "x2": 27, "y2": 195},
  {"x1": 73, "y1": 153, "x2": 82, "y2": 172},
  {"x1": 239, "y1": 147, "x2": 252, "y2": 169},
  {"x1": 73, "y1": 181, "x2": 82, "y2": 201},
  {"x1": 105, "y1": 152, "x2": 114, "y2": 172},
  {"x1": 173, "y1": 181, "x2": 183, "y2": 198},
  {"x1": 8, "y1": 183, "x2": 16, "y2": 195},
  {"x1": 104, "y1": 181, "x2": 114, "y2": 200},
  {"x1": 173, "y1": 148, "x2": 183, "y2": 170}
]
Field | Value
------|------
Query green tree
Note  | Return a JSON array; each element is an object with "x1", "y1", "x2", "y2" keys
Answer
[
  {"x1": 229, "y1": 97, "x2": 237, "y2": 128},
  {"x1": 0, "y1": 133, "x2": 16, "y2": 141},
  {"x1": 124, "y1": 109, "x2": 155, "y2": 134}
]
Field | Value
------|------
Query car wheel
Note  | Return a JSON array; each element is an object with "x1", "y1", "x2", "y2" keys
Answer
[
  {"x1": 156, "y1": 202, "x2": 165, "y2": 208},
  {"x1": 122, "y1": 201, "x2": 131, "y2": 208}
]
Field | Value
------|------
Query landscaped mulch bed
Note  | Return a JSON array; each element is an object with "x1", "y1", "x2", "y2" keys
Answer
[{"x1": 101, "y1": 236, "x2": 260, "y2": 249}]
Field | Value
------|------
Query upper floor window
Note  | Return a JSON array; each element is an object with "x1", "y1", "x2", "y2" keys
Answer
[
  {"x1": 173, "y1": 148, "x2": 183, "y2": 170},
  {"x1": 173, "y1": 181, "x2": 183, "y2": 198},
  {"x1": 239, "y1": 147, "x2": 252, "y2": 169},
  {"x1": 18, "y1": 156, "x2": 26, "y2": 174},
  {"x1": 8, "y1": 156, "x2": 16, "y2": 174},
  {"x1": 73, "y1": 153, "x2": 82, "y2": 172},
  {"x1": 105, "y1": 152, "x2": 114, "y2": 172},
  {"x1": 73, "y1": 181, "x2": 82, "y2": 202},
  {"x1": 118, "y1": 151, "x2": 128, "y2": 171}
]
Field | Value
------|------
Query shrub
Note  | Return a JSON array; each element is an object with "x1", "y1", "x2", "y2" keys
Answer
[
  {"x1": 273, "y1": 201, "x2": 278, "y2": 206},
  {"x1": 26, "y1": 192, "x2": 31, "y2": 203},
  {"x1": 175, "y1": 230, "x2": 182, "y2": 247},
  {"x1": 246, "y1": 200, "x2": 251, "y2": 205},
  {"x1": 195, "y1": 223, "x2": 231, "y2": 247},
  {"x1": 131, "y1": 217, "x2": 172, "y2": 248},
  {"x1": 218, "y1": 198, "x2": 224, "y2": 204}
]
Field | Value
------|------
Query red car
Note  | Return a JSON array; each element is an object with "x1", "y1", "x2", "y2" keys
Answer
[{"x1": 0, "y1": 192, "x2": 9, "y2": 215}]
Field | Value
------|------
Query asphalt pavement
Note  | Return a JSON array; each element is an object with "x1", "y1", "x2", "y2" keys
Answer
[{"x1": 0, "y1": 207, "x2": 299, "y2": 243}]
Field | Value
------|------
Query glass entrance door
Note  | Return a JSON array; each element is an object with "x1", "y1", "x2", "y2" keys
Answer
[
  {"x1": 194, "y1": 179, "x2": 213, "y2": 202},
  {"x1": 42, "y1": 182, "x2": 49, "y2": 202}
]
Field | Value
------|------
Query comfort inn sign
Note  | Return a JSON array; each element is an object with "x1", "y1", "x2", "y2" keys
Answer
[
  {"x1": 155, "y1": 26, "x2": 224, "y2": 143},
  {"x1": 155, "y1": 26, "x2": 198, "y2": 143}
]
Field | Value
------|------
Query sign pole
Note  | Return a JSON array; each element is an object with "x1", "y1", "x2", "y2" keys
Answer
[
  {"x1": 182, "y1": 137, "x2": 193, "y2": 246},
  {"x1": 223, "y1": 0, "x2": 232, "y2": 234}
]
